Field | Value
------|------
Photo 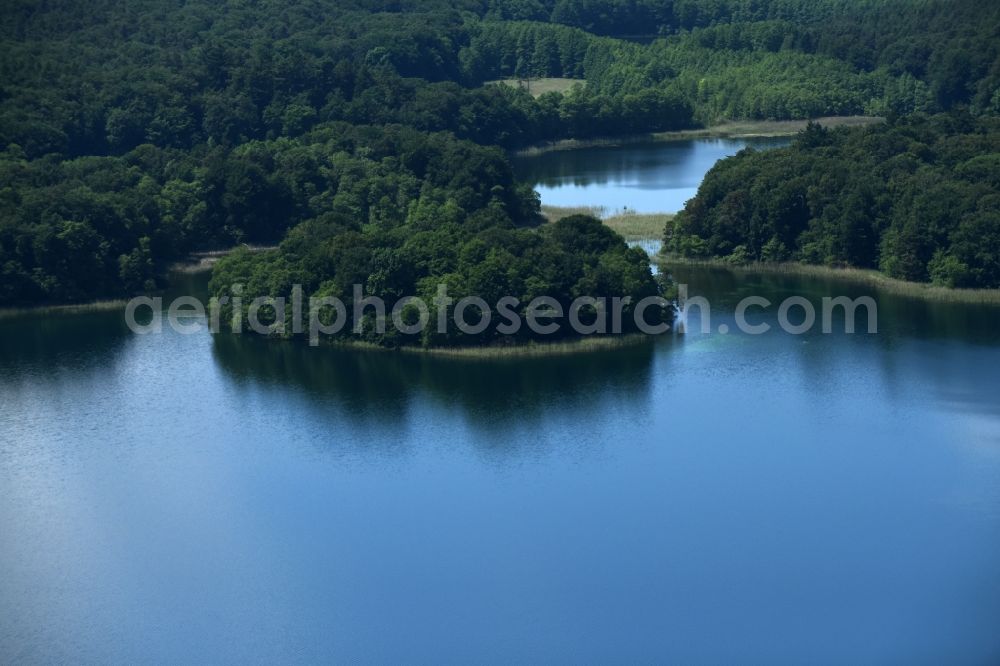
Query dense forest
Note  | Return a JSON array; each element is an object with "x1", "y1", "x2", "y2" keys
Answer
[
  {"x1": 1, "y1": 0, "x2": 999, "y2": 336},
  {"x1": 667, "y1": 113, "x2": 1000, "y2": 288},
  {"x1": 202, "y1": 125, "x2": 666, "y2": 345}
]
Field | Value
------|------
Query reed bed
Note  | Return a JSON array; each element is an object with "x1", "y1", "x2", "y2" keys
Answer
[
  {"x1": 0, "y1": 299, "x2": 128, "y2": 319},
  {"x1": 542, "y1": 205, "x2": 672, "y2": 241},
  {"x1": 514, "y1": 116, "x2": 882, "y2": 156},
  {"x1": 314, "y1": 334, "x2": 653, "y2": 358},
  {"x1": 540, "y1": 204, "x2": 607, "y2": 221},
  {"x1": 661, "y1": 257, "x2": 1000, "y2": 305},
  {"x1": 603, "y1": 212, "x2": 673, "y2": 240},
  {"x1": 398, "y1": 334, "x2": 653, "y2": 358}
]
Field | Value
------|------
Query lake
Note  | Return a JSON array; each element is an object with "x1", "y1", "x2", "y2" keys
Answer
[
  {"x1": 514, "y1": 137, "x2": 791, "y2": 214},
  {"x1": 3, "y1": 144, "x2": 1000, "y2": 662}
]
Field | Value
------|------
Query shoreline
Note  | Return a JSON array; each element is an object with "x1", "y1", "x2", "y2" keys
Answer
[
  {"x1": 0, "y1": 299, "x2": 129, "y2": 320},
  {"x1": 233, "y1": 332, "x2": 659, "y2": 359},
  {"x1": 306, "y1": 333, "x2": 656, "y2": 359},
  {"x1": 541, "y1": 205, "x2": 673, "y2": 239},
  {"x1": 660, "y1": 256, "x2": 1000, "y2": 305},
  {"x1": 513, "y1": 115, "x2": 883, "y2": 156},
  {"x1": 398, "y1": 333, "x2": 654, "y2": 358},
  {"x1": 0, "y1": 245, "x2": 278, "y2": 318},
  {"x1": 0, "y1": 291, "x2": 661, "y2": 357}
]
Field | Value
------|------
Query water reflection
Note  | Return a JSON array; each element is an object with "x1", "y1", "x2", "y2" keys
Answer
[
  {"x1": 670, "y1": 264, "x2": 1000, "y2": 453},
  {"x1": 0, "y1": 310, "x2": 131, "y2": 378},
  {"x1": 4, "y1": 264, "x2": 1000, "y2": 662},
  {"x1": 211, "y1": 334, "x2": 656, "y2": 434},
  {"x1": 669, "y1": 264, "x2": 1000, "y2": 346},
  {"x1": 514, "y1": 138, "x2": 790, "y2": 213}
]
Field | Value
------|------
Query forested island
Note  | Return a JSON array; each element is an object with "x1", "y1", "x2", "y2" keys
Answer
[{"x1": 1, "y1": 0, "x2": 999, "y2": 344}]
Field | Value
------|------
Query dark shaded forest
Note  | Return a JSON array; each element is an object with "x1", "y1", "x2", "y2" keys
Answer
[{"x1": 1, "y1": 0, "x2": 998, "y2": 338}]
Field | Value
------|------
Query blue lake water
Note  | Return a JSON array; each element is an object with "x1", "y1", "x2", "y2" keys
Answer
[
  {"x1": 3, "y1": 143, "x2": 1000, "y2": 662},
  {"x1": 514, "y1": 137, "x2": 791, "y2": 213}
]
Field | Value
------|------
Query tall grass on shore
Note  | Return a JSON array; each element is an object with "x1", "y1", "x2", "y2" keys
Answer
[
  {"x1": 650, "y1": 115, "x2": 882, "y2": 141},
  {"x1": 398, "y1": 334, "x2": 654, "y2": 358},
  {"x1": 540, "y1": 204, "x2": 607, "y2": 221},
  {"x1": 306, "y1": 333, "x2": 655, "y2": 358},
  {"x1": 0, "y1": 299, "x2": 128, "y2": 319},
  {"x1": 542, "y1": 205, "x2": 673, "y2": 240},
  {"x1": 515, "y1": 116, "x2": 882, "y2": 156},
  {"x1": 661, "y1": 257, "x2": 1000, "y2": 305},
  {"x1": 603, "y1": 211, "x2": 673, "y2": 241}
]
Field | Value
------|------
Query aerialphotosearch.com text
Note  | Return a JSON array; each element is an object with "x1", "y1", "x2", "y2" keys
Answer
[{"x1": 124, "y1": 283, "x2": 878, "y2": 342}]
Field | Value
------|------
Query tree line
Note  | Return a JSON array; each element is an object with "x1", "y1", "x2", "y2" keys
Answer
[
  {"x1": 666, "y1": 113, "x2": 1000, "y2": 288},
  {"x1": 1, "y1": 0, "x2": 999, "y2": 318}
]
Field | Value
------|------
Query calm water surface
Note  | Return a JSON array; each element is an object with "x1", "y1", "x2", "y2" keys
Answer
[
  {"x1": 2, "y1": 266, "x2": 1000, "y2": 663},
  {"x1": 514, "y1": 137, "x2": 791, "y2": 213}
]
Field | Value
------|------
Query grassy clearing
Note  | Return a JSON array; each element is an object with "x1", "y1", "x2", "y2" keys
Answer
[
  {"x1": 542, "y1": 205, "x2": 671, "y2": 240},
  {"x1": 660, "y1": 257, "x2": 1000, "y2": 305},
  {"x1": 651, "y1": 115, "x2": 883, "y2": 141},
  {"x1": 541, "y1": 204, "x2": 606, "y2": 221},
  {"x1": 487, "y1": 77, "x2": 584, "y2": 97},
  {"x1": 603, "y1": 211, "x2": 673, "y2": 240}
]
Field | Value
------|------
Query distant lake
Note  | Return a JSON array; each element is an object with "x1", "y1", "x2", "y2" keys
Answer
[{"x1": 514, "y1": 137, "x2": 791, "y2": 214}]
